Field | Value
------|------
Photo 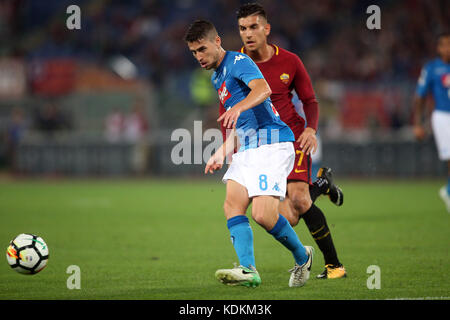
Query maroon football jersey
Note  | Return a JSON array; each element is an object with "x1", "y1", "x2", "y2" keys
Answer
[{"x1": 240, "y1": 44, "x2": 319, "y2": 139}]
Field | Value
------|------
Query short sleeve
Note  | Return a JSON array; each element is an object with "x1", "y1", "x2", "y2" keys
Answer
[
  {"x1": 416, "y1": 63, "x2": 432, "y2": 97},
  {"x1": 231, "y1": 54, "x2": 264, "y2": 86}
]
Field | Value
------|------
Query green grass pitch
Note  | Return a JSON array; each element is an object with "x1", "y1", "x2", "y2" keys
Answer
[{"x1": 0, "y1": 178, "x2": 449, "y2": 300}]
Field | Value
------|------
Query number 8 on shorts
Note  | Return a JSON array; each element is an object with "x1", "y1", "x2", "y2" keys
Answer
[{"x1": 259, "y1": 174, "x2": 268, "y2": 191}]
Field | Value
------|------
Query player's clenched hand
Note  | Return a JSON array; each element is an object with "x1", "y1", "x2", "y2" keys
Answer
[
  {"x1": 297, "y1": 127, "x2": 317, "y2": 155},
  {"x1": 413, "y1": 125, "x2": 426, "y2": 141},
  {"x1": 205, "y1": 152, "x2": 225, "y2": 174},
  {"x1": 217, "y1": 106, "x2": 241, "y2": 129}
]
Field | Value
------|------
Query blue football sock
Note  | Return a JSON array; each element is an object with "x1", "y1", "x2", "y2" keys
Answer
[
  {"x1": 268, "y1": 214, "x2": 308, "y2": 265},
  {"x1": 447, "y1": 177, "x2": 450, "y2": 196},
  {"x1": 227, "y1": 215, "x2": 255, "y2": 268}
]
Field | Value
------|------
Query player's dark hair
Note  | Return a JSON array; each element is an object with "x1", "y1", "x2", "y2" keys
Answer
[
  {"x1": 236, "y1": 3, "x2": 267, "y2": 21},
  {"x1": 183, "y1": 19, "x2": 218, "y2": 43}
]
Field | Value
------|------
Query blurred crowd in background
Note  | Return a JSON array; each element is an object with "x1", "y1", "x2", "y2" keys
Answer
[
  {"x1": 3, "y1": 0, "x2": 448, "y2": 82},
  {"x1": 0, "y1": 0, "x2": 448, "y2": 174}
]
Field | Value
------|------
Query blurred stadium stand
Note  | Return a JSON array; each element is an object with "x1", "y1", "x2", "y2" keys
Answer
[{"x1": 0, "y1": 0, "x2": 448, "y2": 177}]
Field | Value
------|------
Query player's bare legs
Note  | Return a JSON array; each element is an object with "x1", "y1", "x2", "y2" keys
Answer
[
  {"x1": 251, "y1": 195, "x2": 281, "y2": 230},
  {"x1": 252, "y1": 194, "x2": 313, "y2": 287},
  {"x1": 217, "y1": 181, "x2": 313, "y2": 287},
  {"x1": 439, "y1": 160, "x2": 450, "y2": 213},
  {"x1": 447, "y1": 160, "x2": 450, "y2": 193},
  {"x1": 279, "y1": 180, "x2": 346, "y2": 279},
  {"x1": 223, "y1": 179, "x2": 251, "y2": 220},
  {"x1": 279, "y1": 181, "x2": 311, "y2": 226},
  {"x1": 216, "y1": 179, "x2": 261, "y2": 287}
]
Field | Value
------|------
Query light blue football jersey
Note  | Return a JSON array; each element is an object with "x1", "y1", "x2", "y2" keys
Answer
[
  {"x1": 212, "y1": 51, "x2": 294, "y2": 151},
  {"x1": 416, "y1": 58, "x2": 450, "y2": 113}
]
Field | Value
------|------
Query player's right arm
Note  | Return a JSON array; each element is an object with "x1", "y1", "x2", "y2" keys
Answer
[
  {"x1": 413, "y1": 63, "x2": 432, "y2": 140},
  {"x1": 218, "y1": 55, "x2": 272, "y2": 129},
  {"x1": 413, "y1": 96, "x2": 427, "y2": 140},
  {"x1": 218, "y1": 78, "x2": 272, "y2": 129},
  {"x1": 205, "y1": 128, "x2": 237, "y2": 174}
]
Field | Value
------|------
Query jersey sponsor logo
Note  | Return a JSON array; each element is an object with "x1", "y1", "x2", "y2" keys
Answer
[
  {"x1": 234, "y1": 54, "x2": 245, "y2": 64},
  {"x1": 218, "y1": 81, "x2": 231, "y2": 105},
  {"x1": 441, "y1": 73, "x2": 450, "y2": 88},
  {"x1": 280, "y1": 73, "x2": 290, "y2": 84},
  {"x1": 270, "y1": 103, "x2": 279, "y2": 117}
]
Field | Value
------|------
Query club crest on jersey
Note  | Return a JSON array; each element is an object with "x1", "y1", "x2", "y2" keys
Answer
[
  {"x1": 280, "y1": 73, "x2": 290, "y2": 84},
  {"x1": 218, "y1": 81, "x2": 231, "y2": 105}
]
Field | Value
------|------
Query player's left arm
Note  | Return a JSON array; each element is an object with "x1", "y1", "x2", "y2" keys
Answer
[
  {"x1": 413, "y1": 64, "x2": 432, "y2": 140},
  {"x1": 412, "y1": 95, "x2": 427, "y2": 140},
  {"x1": 205, "y1": 128, "x2": 237, "y2": 174},
  {"x1": 292, "y1": 55, "x2": 319, "y2": 155}
]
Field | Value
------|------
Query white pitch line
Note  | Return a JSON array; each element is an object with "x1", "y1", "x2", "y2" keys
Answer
[{"x1": 386, "y1": 297, "x2": 449, "y2": 300}]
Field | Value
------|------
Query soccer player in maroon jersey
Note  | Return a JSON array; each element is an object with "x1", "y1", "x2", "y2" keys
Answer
[{"x1": 228, "y1": 3, "x2": 347, "y2": 279}]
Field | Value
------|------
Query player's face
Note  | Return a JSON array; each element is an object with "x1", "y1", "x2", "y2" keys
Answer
[
  {"x1": 437, "y1": 36, "x2": 450, "y2": 62},
  {"x1": 187, "y1": 36, "x2": 222, "y2": 70},
  {"x1": 238, "y1": 15, "x2": 270, "y2": 52}
]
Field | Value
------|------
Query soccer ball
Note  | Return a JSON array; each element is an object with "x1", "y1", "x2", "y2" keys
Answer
[{"x1": 6, "y1": 233, "x2": 49, "y2": 275}]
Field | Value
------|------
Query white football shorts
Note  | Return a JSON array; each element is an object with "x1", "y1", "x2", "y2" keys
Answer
[
  {"x1": 431, "y1": 110, "x2": 450, "y2": 161},
  {"x1": 222, "y1": 142, "x2": 295, "y2": 199}
]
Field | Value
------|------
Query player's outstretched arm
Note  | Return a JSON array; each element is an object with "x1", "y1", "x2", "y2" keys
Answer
[
  {"x1": 292, "y1": 55, "x2": 319, "y2": 155},
  {"x1": 412, "y1": 94, "x2": 427, "y2": 140},
  {"x1": 218, "y1": 78, "x2": 272, "y2": 128},
  {"x1": 297, "y1": 127, "x2": 317, "y2": 156},
  {"x1": 205, "y1": 129, "x2": 237, "y2": 174}
]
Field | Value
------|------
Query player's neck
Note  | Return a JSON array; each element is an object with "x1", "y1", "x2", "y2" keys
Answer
[
  {"x1": 214, "y1": 48, "x2": 227, "y2": 70},
  {"x1": 247, "y1": 43, "x2": 274, "y2": 63}
]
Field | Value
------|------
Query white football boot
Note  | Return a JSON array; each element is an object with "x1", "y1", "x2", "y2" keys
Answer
[{"x1": 288, "y1": 246, "x2": 314, "y2": 287}]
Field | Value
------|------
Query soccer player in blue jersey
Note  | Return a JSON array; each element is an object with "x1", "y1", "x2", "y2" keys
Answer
[
  {"x1": 184, "y1": 20, "x2": 314, "y2": 287},
  {"x1": 413, "y1": 32, "x2": 450, "y2": 212}
]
